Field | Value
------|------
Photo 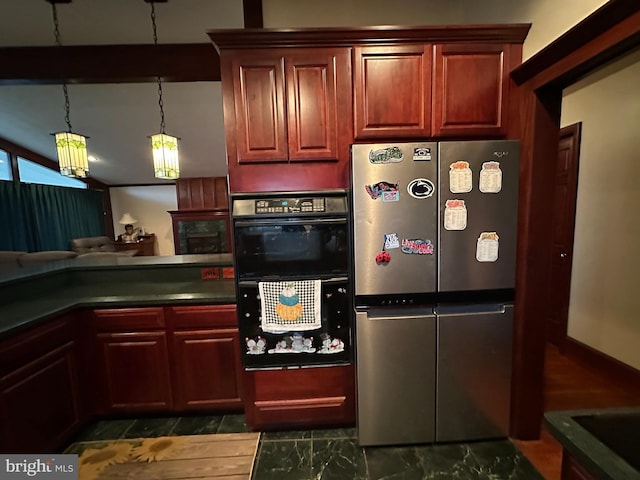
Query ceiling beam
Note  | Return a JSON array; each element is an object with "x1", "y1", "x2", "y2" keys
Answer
[{"x1": 0, "y1": 43, "x2": 221, "y2": 85}]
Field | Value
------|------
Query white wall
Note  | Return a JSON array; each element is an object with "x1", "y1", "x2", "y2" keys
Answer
[
  {"x1": 561, "y1": 49, "x2": 640, "y2": 370},
  {"x1": 109, "y1": 185, "x2": 178, "y2": 257},
  {"x1": 262, "y1": 0, "x2": 607, "y2": 59}
]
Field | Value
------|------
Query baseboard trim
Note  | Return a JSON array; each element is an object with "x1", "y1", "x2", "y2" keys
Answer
[{"x1": 564, "y1": 337, "x2": 640, "y2": 386}]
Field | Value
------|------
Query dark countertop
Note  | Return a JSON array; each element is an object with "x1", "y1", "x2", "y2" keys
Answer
[
  {"x1": 0, "y1": 253, "x2": 234, "y2": 284},
  {"x1": 545, "y1": 407, "x2": 640, "y2": 480},
  {"x1": 0, "y1": 254, "x2": 237, "y2": 338}
]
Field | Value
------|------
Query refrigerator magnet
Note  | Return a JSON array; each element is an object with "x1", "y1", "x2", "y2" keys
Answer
[
  {"x1": 412, "y1": 147, "x2": 432, "y2": 161},
  {"x1": 476, "y1": 232, "x2": 500, "y2": 262},
  {"x1": 407, "y1": 178, "x2": 435, "y2": 199},
  {"x1": 401, "y1": 239, "x2": 434, "y2": 255},
  {"x1": 479, "y1": 161, "x2": 503, "y2": 193},
  {"x1": 365, "y1": 181, "x2": 399, "y2": 200},
  {"x1": 369, "y1": 146, "x2": 404, "y2": 164},
  {"x1": 384, "y1": 233, "x2": 400, "y2": 250},
  {"x1": 444, "y1": 199, "x2": 467, "y2": 230},
  {"x1": 449, "y1": 161, "x2": 473, "y2": 193}
]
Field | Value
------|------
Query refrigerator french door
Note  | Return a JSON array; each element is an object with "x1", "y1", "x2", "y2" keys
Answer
[
  {"x1": 351, "y1": 142, "x2": 439, "y2": 299},
  {"x1": 438, "y1": 140, "x2": 520, "y2": 295},
  {"x1": 351, "y1": 140, "x2": 519, "y2": 446}
]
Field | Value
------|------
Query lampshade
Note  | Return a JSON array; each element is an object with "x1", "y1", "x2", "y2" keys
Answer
[
  {"x1": 54, "y1": 132, "x2": 89, "y2": 178},
  {"x1": 118, "y1": 213, "x2": 138, "y2": 225},
  {"x1": 152, "y1": 133, "x2": 180, "y2": 179}
]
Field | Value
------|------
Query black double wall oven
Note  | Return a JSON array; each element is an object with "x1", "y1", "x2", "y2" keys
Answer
[{"x1": 231, "y1": 190, "x2": 352, "y2": 370}]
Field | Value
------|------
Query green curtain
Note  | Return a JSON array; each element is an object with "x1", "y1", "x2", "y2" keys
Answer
[{"x1": 0, "y1": 180, "x2": 105, "y2": 252}]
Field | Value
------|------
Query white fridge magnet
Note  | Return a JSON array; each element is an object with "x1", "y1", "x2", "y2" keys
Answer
[
  {"x1": 476, "y1": 232, "x2": 500, "y2": 262},
  {"x1": 479, "y1": 161, "x2": 503, "y2": 193},
  {"x1": 384, "y1": 233, "x2": 400, "y2": 250},
  {"x1": 449, "y1": 161, "x2": 473, "y2": 193},
  {"x1": 444, "y1": 199, "x2": 467, "y2": 231},
  {"x1": 412, "y1": 147, "x2": 432, "y2": 161}
]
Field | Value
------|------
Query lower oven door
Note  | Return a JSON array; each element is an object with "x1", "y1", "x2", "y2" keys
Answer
[{"x1": 237, "y1": 277, "x2": 352, "y2": 369}]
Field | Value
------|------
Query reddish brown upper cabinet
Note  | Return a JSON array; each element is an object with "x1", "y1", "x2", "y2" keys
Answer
[
  {"x1": 214, "y1": 44, "x2": 353, "y2": 192},
  {"x1": 432, "y1": 43, "x2": 520, "y2": 138},
  {"x1": 354, "y1": 44, "x2": 432, "y2": 139},
  {"x1": 176, "y1": 177, "x2": 229, "y2": 211}
]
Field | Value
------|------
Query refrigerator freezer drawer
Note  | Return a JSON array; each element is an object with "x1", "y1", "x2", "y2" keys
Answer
[
  {"x1": 356, "y1": 309, "x2": 436, "y2": 446},
  {"x1": 436, "y1": 304, "x2": 513, "y2": 442}
]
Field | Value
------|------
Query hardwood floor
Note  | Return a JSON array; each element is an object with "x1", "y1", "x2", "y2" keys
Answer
[{"x1": 515, "y1": 343, "x2": 640, "y2": 480}]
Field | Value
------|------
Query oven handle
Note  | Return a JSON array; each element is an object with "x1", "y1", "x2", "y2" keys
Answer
[
  {"x1": 238, "y1": 276, "x2": 348, "y2": 287},
  {"x1": 234, "y1": 218, "x2": 347, "y2": 227}
]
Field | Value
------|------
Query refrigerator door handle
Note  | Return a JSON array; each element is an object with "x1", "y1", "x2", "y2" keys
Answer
[{"x1": 434, "y1": 304, "x2": 507, "y2": 316}]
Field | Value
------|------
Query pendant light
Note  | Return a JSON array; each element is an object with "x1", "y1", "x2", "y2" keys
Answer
[
  {"x1": 48, "y1": 0, "x2": 89, "y2": 178},
  {"x1": 147, "y1": 0, "x2": 180, "y2": 179}
]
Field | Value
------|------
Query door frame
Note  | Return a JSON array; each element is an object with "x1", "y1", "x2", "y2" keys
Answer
[{"x1": 509, "y1": 0, "x2": 640, "y2": 439}]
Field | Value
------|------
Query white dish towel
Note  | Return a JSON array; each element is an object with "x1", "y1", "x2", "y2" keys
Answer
[{"x1": 259, "y1": 280, "x2": 321, "y2": 333}]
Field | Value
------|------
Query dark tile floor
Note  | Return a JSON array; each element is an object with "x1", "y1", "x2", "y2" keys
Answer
[{"x1": 64, "y1": 415, "x2": 544, "y2": 479}]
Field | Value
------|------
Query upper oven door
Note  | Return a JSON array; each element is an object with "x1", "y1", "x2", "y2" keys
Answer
[{"x1": 233, "y1": 217, "x2": 348, "y2": 279}]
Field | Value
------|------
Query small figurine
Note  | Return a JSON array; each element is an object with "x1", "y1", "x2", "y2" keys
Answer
[{"x1": 245, "y1": 336, "x2": 266, "y2": 355}]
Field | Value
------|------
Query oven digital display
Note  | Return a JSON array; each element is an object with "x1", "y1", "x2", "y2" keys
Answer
[{"x1": 255, "y1": 198, "x2": 325, "y2": 214}]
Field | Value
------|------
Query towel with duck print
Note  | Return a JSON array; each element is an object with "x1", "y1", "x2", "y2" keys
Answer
[{"x1": 259, "y1": 280, "x2": 321, "y2": 333}]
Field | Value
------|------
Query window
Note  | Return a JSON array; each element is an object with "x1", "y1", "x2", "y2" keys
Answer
[
  {"x1": 0, "y1": 150, "x2": 12, "y2": 181},
  {"x1": 17, "y1": 156, "x2": 87, "y2": 189}
]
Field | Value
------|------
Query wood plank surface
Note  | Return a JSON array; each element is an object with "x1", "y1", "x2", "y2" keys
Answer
[{"x1": 72, "y1": 433, "x2": 260, "y2": 480}]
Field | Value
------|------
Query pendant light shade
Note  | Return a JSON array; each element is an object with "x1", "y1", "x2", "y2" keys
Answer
[
  {"x1": 151, "y1": 133, "x2": 179, "y2": 179},
  {"x1": 48, "y1": 0, "x2": 89, "y2": 178},
  {"x1": 148, "y1": 1, "x2": 180, "y2": 180},
  {"x1": 54, "y1": 131, "x2": 89, "y2": 178}
]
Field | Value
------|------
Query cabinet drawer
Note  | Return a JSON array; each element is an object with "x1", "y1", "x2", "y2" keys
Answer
[
  {"x1": 253, "y1": 396, "x2": 349, "y2": 430},
  {"x1": 167, "y1": 304, "x2": 237, "y2": 329},
  {"x1": 93, "y1": 307, "x2": 165, "y2": 331}
]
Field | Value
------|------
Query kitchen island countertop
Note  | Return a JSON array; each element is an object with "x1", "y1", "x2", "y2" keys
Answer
[
  {"x1": 0, "y1": 254, "x2": 236, "y2": 338},
  {"x1": 545, "y1": 407, "x2": 640, "y2": 480}
]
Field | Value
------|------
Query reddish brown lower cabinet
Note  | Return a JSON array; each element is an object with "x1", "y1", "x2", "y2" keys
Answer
[
  {"x1": 95, "y1": 331, "x2": 173, "y2": 412},
  {"x1": 242, "y1": 364, "x2": 355, "y2": 431},
  {"x1": 167, "y1": 305, "x2": 243, "y2": 411},
  {"x1": 92, "y1": 305, "x2": 242, "y2": 415},
  {"x1": 93, "y1": 308, "x2": 172, "y2": 413},
  {"x1": 0, "y1": 314, "x2": 82, "y2": 453}
]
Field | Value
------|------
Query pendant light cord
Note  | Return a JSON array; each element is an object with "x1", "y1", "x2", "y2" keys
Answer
[
  {"x1": 150, "y1": 2, "x2": 166, "y2": 135},
  {"x1": 50, "y1": 1, "x2": 73, "y2": 133}
]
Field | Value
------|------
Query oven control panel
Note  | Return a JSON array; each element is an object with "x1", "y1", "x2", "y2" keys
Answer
[{"x1": 254, "y1": 198, "x2": 325, "y2": 214}]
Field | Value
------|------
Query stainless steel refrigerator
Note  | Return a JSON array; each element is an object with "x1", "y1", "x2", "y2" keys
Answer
[{"x1": 351, "y1": 140, "x2": 519, "y2": 446}]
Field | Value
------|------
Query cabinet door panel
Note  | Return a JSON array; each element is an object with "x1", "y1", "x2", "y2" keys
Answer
[
  {"x1": 0, "y1": 343, "x2": 80, "y2": 453},
  {"x1": 433, "y1": 44, "x2": 510, "y2": 137},
  {"x1": 172, "y1": 329, "x2": 242, "y2": 410},
  {"x1": 354, "y1": 45, "x2": 432, "y2": 139},
  {"x1": 286, "y1": 50, "x2": 345, "y2": 161},
  {"x1": 232, "y1": 56, "x2": 287, "y2": 163},
  {"x1": 97, "y1": 331, "x2": 172, "y2": 411}
]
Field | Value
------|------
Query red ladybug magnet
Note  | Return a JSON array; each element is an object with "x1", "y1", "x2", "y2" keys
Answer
[{"x1": 375, "y1": 251, "x2": 391, "y2": 265}]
